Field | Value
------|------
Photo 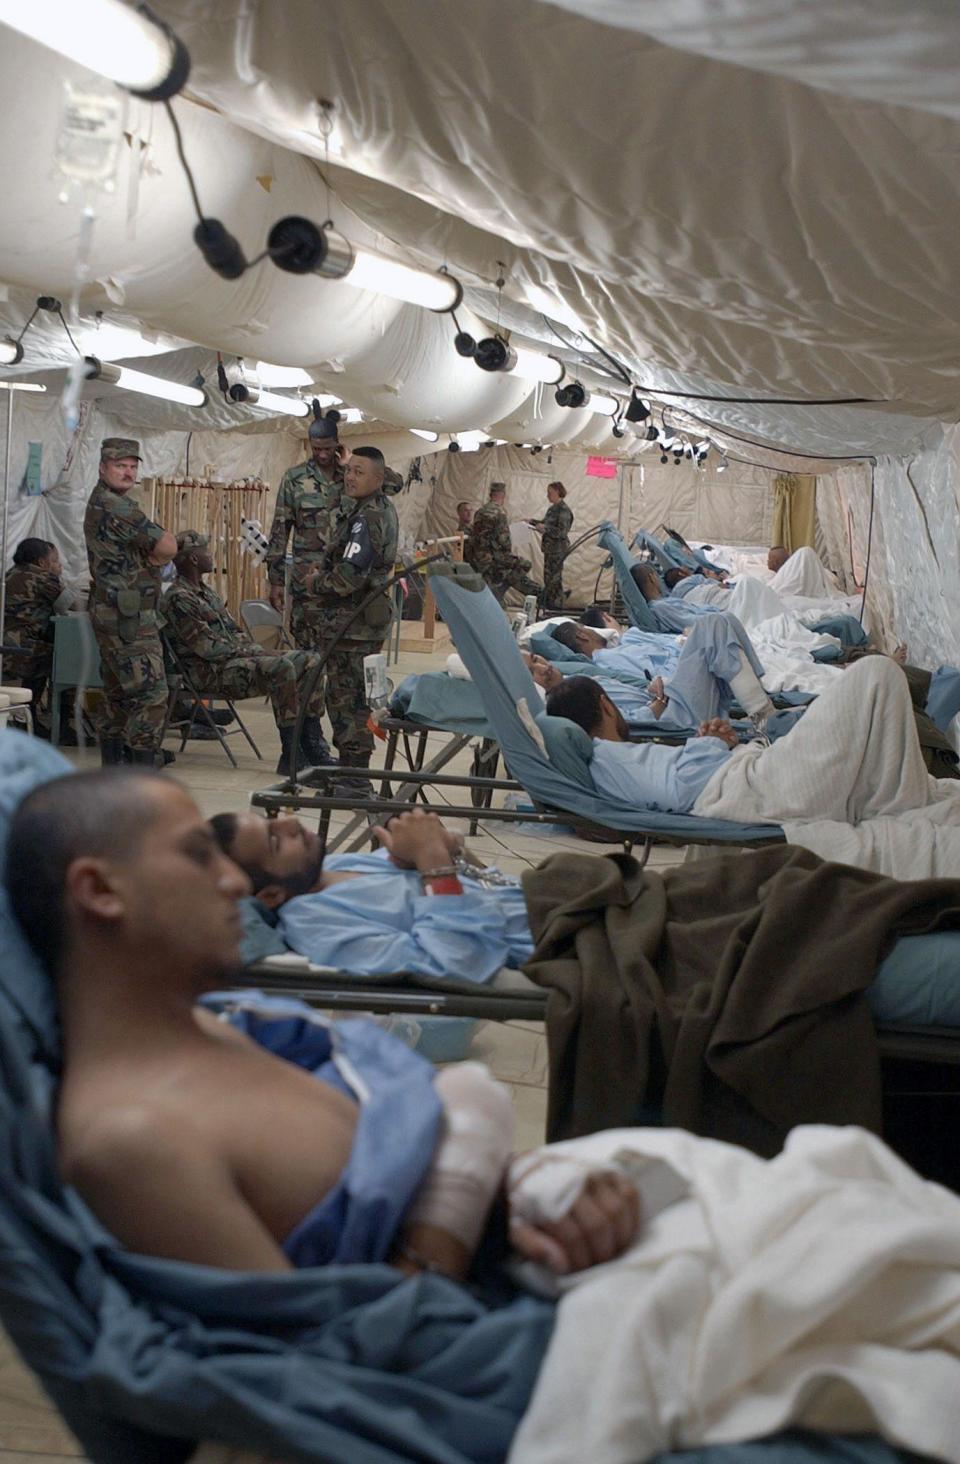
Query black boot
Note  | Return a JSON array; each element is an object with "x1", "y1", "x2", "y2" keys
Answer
[
  {"x1": 276, "y1": 725, "x2": 310, "y2": 776},
  {"x1": 129, "y1": 747, "x2": 176, "y2": 767},
  {"x1": 299, "y1": 716, "x2": 338, "y2": 768},
  {"x1": 334, "y1": 757, "x2": 375, "y2": 800},
  {"x1": 100, "y1": 736, "x2": 127, "y2": 767}
]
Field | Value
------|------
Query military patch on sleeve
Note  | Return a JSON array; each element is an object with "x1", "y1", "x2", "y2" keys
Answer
[{"x1": 342, "y1": 516, "x2": 374, "y2": 571}]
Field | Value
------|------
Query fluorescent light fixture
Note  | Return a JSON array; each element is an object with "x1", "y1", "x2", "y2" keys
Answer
[
  {"x1": 590, "y1": 393, "x2": 620, "y2": 416},
  {"x1": 0, "y1": 380, "x2": 46, "y2": 392},
  {"x1": 252, "y1": 389, "x2": 309, "y2": 418},
  {"x1": 256, "y1": 361, "x2": 314, "y2": 388},
  {"x1": 85, "y1": 356, "x2": 206, "y2": 407},
  {"x1": 310, "y1": 392, "x2": 342, "y2": 409},
  {"x1": 0, "y1": 338, "x2": 23, "y2": 366},
  {"x1": 717, "y1": 457, "x2": 729, "y2": 473},
  {"x1": 347, "y1": 250, "x2": 460, "y2": 312},
  {"x1": 410, "y1": 428, "x2": 439, "y2": 442},
  {"x1": 268, "y1": 217, "x2": 462, "y2": 313},
  {"x1": 509, "y1": 345, "x2": 564, "y2": 386},
  {"x1": 0, "y1": 0, "x2": 190, "y2": 100},
  {"x1": 81, "y1": 321, "x2": 174, "y2": 361},
  {"x1": 338, "y1": 407, "x2": 364, "y2": 424}
]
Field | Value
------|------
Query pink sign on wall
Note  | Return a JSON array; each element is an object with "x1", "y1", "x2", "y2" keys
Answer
[{"x1": 586, "y1": 455, "x2": 618, "y2": 479}]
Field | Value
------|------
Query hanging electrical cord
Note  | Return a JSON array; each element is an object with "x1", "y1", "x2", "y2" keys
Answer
[{"x1": 859, "y1": 462, "x2": 876, "y2": 626}]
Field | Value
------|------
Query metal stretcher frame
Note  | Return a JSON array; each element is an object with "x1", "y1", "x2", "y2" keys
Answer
[{"x1": 233, "y1": 963, "x2": 960, "y2": 1066}]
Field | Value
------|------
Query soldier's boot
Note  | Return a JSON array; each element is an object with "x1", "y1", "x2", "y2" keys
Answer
[
  {"x1": 334, "y1": 755, "x2": 375, "y2": 801},
  {"x1": 100, "y1": 736, "x2": 127, "y2": 767},
  {"x1": 129, "y1": 747, "x2": 176, "y2": 768},
  {"x1": 299, "y1": 716, "x2": 338, "y2": 768},
  {"x1": 276, "y1": 725, "x2": 311, "y2": 776}
]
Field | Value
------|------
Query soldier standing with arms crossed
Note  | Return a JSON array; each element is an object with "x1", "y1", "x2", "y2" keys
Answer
[
  {"x1": 83, "y1": 439, "x2": 177, "y2": 766},
  {"x1": 265, "y1": 415, "x2": 343, "y2": 767},
  {"x1": 529, "y1": 480, "x2": 574, "y2": 610},
  {"x1": 308, "y1": 446, "x2": 398, "y2": 796}
]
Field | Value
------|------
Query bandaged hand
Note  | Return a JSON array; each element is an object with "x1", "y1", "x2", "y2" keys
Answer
[{"x1": 508, "y1": 1152, "x2": 642, "y2": 1275}]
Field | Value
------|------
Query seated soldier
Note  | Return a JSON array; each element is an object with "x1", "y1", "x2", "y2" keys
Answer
[
  {"x1": 3, "y1": 538, "x2": 78, "y2": 741},
  {"x1": 8, "y1": 772, "x2": 638, "y2": 1280},
  {"x1": 464, "y1": 483, "x2": 543, "y2": 605},
  {"x1": 550, "y1": 613, "x2": 775, "y2": 731},
  {"x1": 546, "y1": 655, "x2": 960, "y2": 832},
  {"x1": 161, "y1": 531, "x2": 336, "y2": 773}
]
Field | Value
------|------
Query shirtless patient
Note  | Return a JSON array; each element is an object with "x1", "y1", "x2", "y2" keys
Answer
[{"x1": 7, "y1": 771, "x2": 639, "y2": 1280}]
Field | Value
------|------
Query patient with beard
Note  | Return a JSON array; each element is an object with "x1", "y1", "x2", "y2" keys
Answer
[{"x1": 6, "y1": 771, "x2": 639, "y2": 1280}]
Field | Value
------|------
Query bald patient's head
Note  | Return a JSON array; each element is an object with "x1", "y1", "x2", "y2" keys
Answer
[
  {"x1": 767, "y1": 545, "x2": 790, "y2": 573},
  {"x1": 7, "y1": 772, "x2": 249, "y2": 983}
]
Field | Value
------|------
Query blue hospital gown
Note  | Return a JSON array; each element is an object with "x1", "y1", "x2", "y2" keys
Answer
[
  {"x1": 278, "y1": 851, "x2": 534, "y2": 983},
  {"x1": 590, "y1": 735, "x2": 732, "y2": 812}
]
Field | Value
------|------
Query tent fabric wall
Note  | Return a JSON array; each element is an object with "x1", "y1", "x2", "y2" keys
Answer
[
  {"x1": 771, "y1": 473, "x2": 817, "y2": 552},
  {"x1": 819, "y1": 431, "x2": 960, "y2": 675}
]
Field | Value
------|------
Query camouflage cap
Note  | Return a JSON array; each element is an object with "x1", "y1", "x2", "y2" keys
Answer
[
  {"x1": 308, "y1": 415, "x2": 340, "y2": 441},
  {"x1": 100, "y1": 437, "x2": 142, "y2": 461},
  {"x1": 176, "y1": 529, "x2": 210, "y2": 553}
]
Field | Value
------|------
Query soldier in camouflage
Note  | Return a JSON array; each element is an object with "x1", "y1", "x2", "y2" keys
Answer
[
  {"x1": 2, "y1": 537, "x2": 77, "y2": 740},
  {"x1": 83, "y1": 439, "x2": 178, "y2": 766},
  {"x1": 307, "y1": 446, "x2": 399, "y2": 791},
  {"x1": 529, "y1": 480, "x2": 574, "y2": 609},
  {"x1": 463, "y1": 482, "x2": 543, "y2": 604},
  {"x1": 264, "y1": 415, "x2": 344, "y2": 765},
  {"x1": 162, "y1": 531, "x2": 329, "y2": 774}
]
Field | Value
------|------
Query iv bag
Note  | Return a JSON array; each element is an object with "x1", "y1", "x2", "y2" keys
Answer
[{"x1": 54, "y1": 80, "x2": 126, "y2": 190}]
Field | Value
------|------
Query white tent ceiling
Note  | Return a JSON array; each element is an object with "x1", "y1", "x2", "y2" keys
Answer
[{"x1": 0, "y1": 0, "x2": 958, "y2": 461}]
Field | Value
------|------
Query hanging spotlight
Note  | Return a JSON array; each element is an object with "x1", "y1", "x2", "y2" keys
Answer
[
  {"x1": 454, "y1": 332, "x2": 477, "y2": 358},
  {"x1": 660, "y1": 452, "x2": 669, "y2": 464},
  {"x1": 555, "y1": 381, "x2": 588, "y2": 409},
  {"x1": 268, "y1": 217, "x2": 462, "y2": 312},
  {"x1": 84, "y1": 357, "x2": 206, "y2": 407},
  {"x1": 410, "y1": 429, "x2": 440, "y2": 442},
  {"x1": 694, "y1": 440, "x2": 711, "y2": 466},
  {"x1": 645, "y1": 422, "x2": 659, "y2": 441},
  {"x1": 554, "y1": 381, "x2": 620, "y2": 416},
  {"x1": 473, "y1": 335, "x2": 564, "y2": 385},
  {"x1": 0, "y1": 338, "x2": 23, "y2": 366},
  {"x1": 624, "y1": 392, "x2": 651, "y2": 423},
  {"x1": 717, "y1": 457, "x2": 729, "y2": 474},
  {"x1": 0, "y1": 0, "x2": 191, "y2": 100}
]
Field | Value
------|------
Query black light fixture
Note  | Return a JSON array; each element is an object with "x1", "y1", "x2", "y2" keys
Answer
[
  {"x1": 471, "y1": 334, "x2": 565, "y2": 385},
  {"x1": 625, "y1": 391, "x2": 651, "y2": 423},
  {"x1": 645, "y1": 422, "x2": 659, "y2": 441},
  {"x1": 454, "y1": 332, "x2": 477, "y2": 358},
  {"x1": 555, "y1": 380, "x2": 588, "y2": 409},
  {"x1": 268, "y1": 216, "x2": 463, "y2": 312}
]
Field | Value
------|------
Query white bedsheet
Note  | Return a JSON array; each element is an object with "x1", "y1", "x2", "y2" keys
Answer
[
  {"x1": 508, "y1": 1125, "x2": 960, "y2": 1464},
  {"x1": 770, "y1": 547, "x2": 842, "y2": 599}
]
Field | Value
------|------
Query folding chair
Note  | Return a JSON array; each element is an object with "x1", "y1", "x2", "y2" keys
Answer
[
  {"x1": 239, "y1": 600, "x2": 293, "y2": 653},
  {"x1": 159, "y1": 637, "x2": 262, "y2": 769}
]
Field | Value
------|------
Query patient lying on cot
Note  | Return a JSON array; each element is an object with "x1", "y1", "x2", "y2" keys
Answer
[
  {"x1": 7, "y1": 772, "x2": 639, "y2": 1281},
  {"x1": 547, "y1": 655, "x2": 960, "y2": 830},
  {"x1": 547, "y1": 614, "x2": 775, "y2": 730}
]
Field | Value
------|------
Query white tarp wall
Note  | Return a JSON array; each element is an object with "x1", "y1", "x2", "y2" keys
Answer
[{"x1": 818, "y1": 428, "x2": 960, "y2": 672}]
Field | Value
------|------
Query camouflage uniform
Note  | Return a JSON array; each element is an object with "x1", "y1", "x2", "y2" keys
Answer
[
  {"x1": 265, "y1": 457, "x2": 343, "y2": 651},
  {"x1": 311, "y1": 489, "x2": 399, "y2": 765},
  {"x1": 2, "y1": 563, "x2": 61, "y2": 685},
  {"x1": 84, "y1": 448, "x2": 168, "y2": 752},
  {"x1": 161, "y1": 578, "x2": 323, "y2": 729},
  {"x1": 539, "y1": 499, "x2": 574, "y2": 608},
  {"x1": 464, "y1": 500, "x2": 542, "y2": 603}
]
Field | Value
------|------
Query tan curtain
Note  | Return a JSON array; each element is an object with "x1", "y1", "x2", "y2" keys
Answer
[{"x1": 772, "y1": 473, "x2": 817, "y2": 552}]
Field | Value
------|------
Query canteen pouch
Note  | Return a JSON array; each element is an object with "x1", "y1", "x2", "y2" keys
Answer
[
  {"x1": 116, "y1": 588, "x2": 141, "y2": 643},
  {"x1": 361, "y1": 590, "x2": 392, "y2": 635}
]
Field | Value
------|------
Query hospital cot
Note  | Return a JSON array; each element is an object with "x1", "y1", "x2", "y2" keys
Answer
[
  {"x1": 0, "y1": 731, "x2": 924, "y2": 1464},
  {"x1": 252, "y1": 562, "x2": 788, "y2": 856}
]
